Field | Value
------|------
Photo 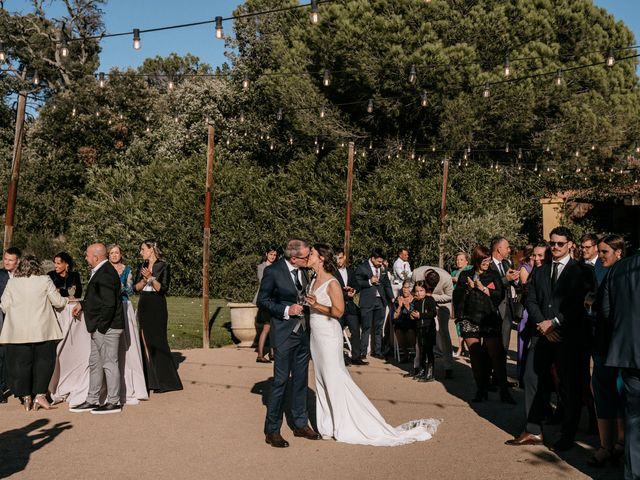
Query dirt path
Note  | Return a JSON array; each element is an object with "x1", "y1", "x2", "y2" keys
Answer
[{"x1": 0, "y1": 329, "x2": 622, "y2": 479}]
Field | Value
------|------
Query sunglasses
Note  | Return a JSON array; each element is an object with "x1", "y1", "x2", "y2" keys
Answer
[{"x1": 549, "y1": 241, "x2": 568, "y2": 247}]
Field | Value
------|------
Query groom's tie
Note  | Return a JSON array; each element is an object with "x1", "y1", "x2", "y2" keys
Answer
[{"x1": 291, "y1": 268, "x2": 306, "y2": 333}]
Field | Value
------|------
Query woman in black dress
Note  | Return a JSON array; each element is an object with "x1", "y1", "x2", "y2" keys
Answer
[
  {"x1": 47, "y1": 252, "x2": 82, "y2": 298},
  {"x1": 454, "y1": 245, "x2": 514, "y2": 404},
  {"x1": 133, "y1": 240, "x2": 183, "y2": 393}
]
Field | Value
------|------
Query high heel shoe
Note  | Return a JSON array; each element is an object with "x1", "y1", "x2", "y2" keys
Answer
[
  {"x1": 22, "y1": 396, "x2": 33, "y2": 412},
  {"x1": 500, "y1": 388, "x2": 516, "y2": 405},
  {"x1": 471, "y1": 389, "x2": 488, "y2": 403},
  {"x1": 34, "y1": 394, "x2": 54, "y2": 411}
]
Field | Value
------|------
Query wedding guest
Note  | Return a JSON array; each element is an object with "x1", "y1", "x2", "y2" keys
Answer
[
  {"x1": 0, "y1": 255, "x2": 67, "y2": 411},
  {"x1": 580, "y1": 233, "x2": 606, "y2": 285},
  {"x1": 392, "y1": 280, "x2": 416, "y2": 363},
  {"x1": 410, "y1": 276, "x2": 438, "y2": 382},
  {"x1": 454, "y1": 245, "x2": 514, "y2": 404},
  {"x1": 489, "y1": 236, "x2": 519, "y2": 354},
  {"x1": 334, "y1": 248, "x2": 365, "y2": 365},
  {"x1": 70, "y1": 244, "x2": 125, "y2": 414},
  {"x1": 600, "y1": 244, "x2": 640, "y2": 479},
  {"x1": 392, "y1": 248, "x2": 412, "y2": 298},
  {"x1": 133, "y1": 240, "x2": 183, "y2": 393},
  {"x1": 107, "y1": 244, "x2": 148, "y2": 405},
  {"x1": 47, "y1": 252, "x2": 82, "y2": 299},
  {"x1": 451, "y1": 252, "x2": 471, "y2": 358},
  {"x1": 0, "y1": 246, "x2": 21, "y2": 404},
  {"x1": 588, "y1": 234, "x2": 626, "y2": 466},
  {"x1": 255, "y1": 246, "x2": 278, "y2": 363}
]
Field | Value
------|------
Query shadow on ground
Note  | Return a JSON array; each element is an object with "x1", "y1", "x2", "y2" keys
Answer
[{"x1": 0, "y1": 419, "x2": 72, "y2": 479}]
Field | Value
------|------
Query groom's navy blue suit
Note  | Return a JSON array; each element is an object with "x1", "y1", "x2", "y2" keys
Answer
[{"x1": 257, "y1": 257, "x2": 310, "y2": 434}]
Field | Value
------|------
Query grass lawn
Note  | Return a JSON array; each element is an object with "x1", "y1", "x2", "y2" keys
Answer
[{"x1": 131, "y1": 296, "x2": 234, "y2": 349}]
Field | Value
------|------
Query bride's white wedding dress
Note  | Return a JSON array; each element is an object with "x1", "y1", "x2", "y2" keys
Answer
[{"x1": 309, "y1": 278, "x2": 441, "y2": 446}]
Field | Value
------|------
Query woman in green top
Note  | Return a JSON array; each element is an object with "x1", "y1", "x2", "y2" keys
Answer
[{"x1": 451, "y1": 252, "x2": 472, "y2": 357}]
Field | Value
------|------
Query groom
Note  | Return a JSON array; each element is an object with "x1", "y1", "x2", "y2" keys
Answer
[{"x1": 257, "y1": 238, "x2": 321, "y2": 448}]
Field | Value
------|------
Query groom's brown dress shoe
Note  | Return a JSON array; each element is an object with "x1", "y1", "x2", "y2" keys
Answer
[
  {"x1": 293, "y1": 425, "x2": 321, "y2": 440},
  {"x1": 265, "y1": 433, "x2": 289, "y2": 448},
  {"x1": 505, "y1": 431, "x2": 544, "y2": 446}
]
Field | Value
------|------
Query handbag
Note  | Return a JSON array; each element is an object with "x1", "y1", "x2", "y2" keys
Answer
[{"x1": 460, "y1": 288, "x2": 497, "y2": 326}]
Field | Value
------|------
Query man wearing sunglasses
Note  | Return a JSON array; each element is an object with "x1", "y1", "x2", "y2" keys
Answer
[{"x1": 507, "y1": 226, "x2": 596, "y2": 452}]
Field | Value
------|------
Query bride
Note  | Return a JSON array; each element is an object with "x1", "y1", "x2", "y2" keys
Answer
[{"x1": 305, "y1": 243, "x2": 441, "y2": 446}]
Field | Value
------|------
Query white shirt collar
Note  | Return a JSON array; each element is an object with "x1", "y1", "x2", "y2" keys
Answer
[
  {"x1": 554, "y1": 254, "x2": 571, "y2": 266},
  {"x1": 584, "y1": 256, "x2": 597, "y2": 266},
  {"x1": 7, "y1": 270, "x2": 14, "y2": 279},
  {"x1": 285, "y1": 259, "x2": 297, "y2": 273},
  {"x1": 91, "y1": 259, "x2": 109, "y2": 277}
]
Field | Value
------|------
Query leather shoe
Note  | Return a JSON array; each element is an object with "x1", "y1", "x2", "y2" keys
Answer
[
  {"x1": 552, "y1": 437, "x2": 575, "y2": 452},
  {"x1": 351, "y1": 358, "x2": 368, "y2": 366},
  {"x1": 505, "y1": 431, "x2": 544, "y2": 446},
  {"x1": 265, "y1": 432, "x2": 289, "y2": 448},
  {"x1": 293, "y1": 425, "x2": 321, "y2": 440}
]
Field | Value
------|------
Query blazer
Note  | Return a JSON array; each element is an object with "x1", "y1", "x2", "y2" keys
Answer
[
  {"x1": 0, "y1": 275, "x2": 67, "y2": 344},
  {"x1": 583, "y1": 257, "x2": 607, "y2": 287},
  {"x1": 601, "y1": 253, "x2": 640, "y2": 369},
  {"x1": 47, "y1": 270, "x2": 83, "y2": 298},
  {"x1": 355, "y1": 261, "x2": 394, "y2": 309},
  {"x1": 525, "y1": 258, "x2": 596, "y2": 342},
  {"x1": 256, "y1": 258, "x2": 310, "y2": 348},
  {"x1": 0, "y1": 269, "x2": 9, "y2": 332},
  {"x1": 134, "y1": 261, "x2": 170, "y2": 295},
  {"x1": 82, "y1": 262, "x2": 125, "y2": 334},
  {"x1": 334, "y1": 267, "x2": 360, "y2": 316}
]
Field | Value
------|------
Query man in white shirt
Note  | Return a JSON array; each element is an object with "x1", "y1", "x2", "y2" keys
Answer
[
  {"x1": 0, "y1": 246, "x2": 21, "y2": 403},
  {"x1": 392, "y1": 248, "x2": 412, "y2": 298}
]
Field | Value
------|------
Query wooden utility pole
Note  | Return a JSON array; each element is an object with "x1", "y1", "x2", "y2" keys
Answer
[
  {"x1": 202, "y1": 123, "x2": 215, "y2": 349},
  {"x1": 343, "y1": 142, "x2": 355, "y2": 265},
  {"x1": 438, "y1": 157, "x2": 450, "y2": 269},
  {"x1": 4, "y1": 91, "x2": 27, "y2": 251}
]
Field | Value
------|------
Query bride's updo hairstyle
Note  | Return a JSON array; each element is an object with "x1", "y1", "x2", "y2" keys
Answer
[{"x1": 314, "y1": 243, "x2": 338, "y2": 274}]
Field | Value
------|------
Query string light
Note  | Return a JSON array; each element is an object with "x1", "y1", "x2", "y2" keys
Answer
[
  {"x1": 276, "y1": 108, "x2": 283, "y2": 121},
  {"x1": 554, "y1": 68, "x2": 563, "y2": 86},
  {"x1": 517, "y1": 148, "x2": 522, "y2": 159},
  {"x1": 367, "y1": 98, "x2": 374, "y2": 113},
  {"x1": 310, "y1": 0, "x2": 320, "y2": 24},
  {"x1": 215, "y1": 16, "x2": 224, "y2": 39},
  {"x1": 319, "y1": 106, "x2": 326, "y2": 118},
  {"x1": 322, "y1": 69, "x2": 331, "y2": 87},
  {"x1": 0, "y1": 41, "x2": 6, "y2": 63},
  {"x1": 482, "y1": 82, "x2": 490, "y2": 98},
  {"x1": 60, "y1": 40, "x2": 69, "y2": 58},
  {"x1": 168, "y1": 80, "x2": 174, "y2": 91},
  {"x1": 239, "y1": 112, "x2": 245, "y2": 123},
  {"x1": 408, "y1": 64, "x2": 417, "y2": 84},
  {"x1": 32, "y1": 71, "x2": 40, "y2": 85},
  {"x1": 133, "y1": 28, "x2": 141, "y2": 50},
  {"x1": 606, "y1": 48, "x2": 615, "y2": 67},
  {"x1": 242, "y1": 75, "x2": 250, "y2": 90},
  {"x1": 98, "y1": 72, "x2": 106, "y2": 88},
  {"x1": 72, "y1": 107, "x2": 76, "y2": 117},
  {"x1": 420, "y1": 91, "x2": 428, "y2": 107},
  {"x1": 503, "y1": 54, "x2": 511, "y2": 77},
  {"x1": 505, "y1": 143, "x2": 510, "y2": 153}
]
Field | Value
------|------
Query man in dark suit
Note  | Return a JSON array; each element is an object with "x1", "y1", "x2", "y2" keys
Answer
[
  {"x1": 334, "y1": 248, "x2": 366, "y2": 366},
  {"x1": 356, "y1": 248, "x2": 394, "y2": 360},
  {"x1": 507, "y1": 227, "x2": 596, "y2": 451},
  {"x1": 600, "y1": 251, "x2": 640, "y2": 479},
  {"x1": 257, "y1": 238, "x2": 320, "y2": 448},
  {"x1": 579, "y1": 233, "x2": 607, "y2": 285},
  {"x1": 70, "y1": 243, "x2": 124, "y2": 414},
  {"x1": 0, "y1": 247, "x2": 21, "y2": 404}
]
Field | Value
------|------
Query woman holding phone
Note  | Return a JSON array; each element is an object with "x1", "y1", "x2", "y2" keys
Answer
[{"x1": 134, "y1": 240, "x2": 183, "y2": 393}]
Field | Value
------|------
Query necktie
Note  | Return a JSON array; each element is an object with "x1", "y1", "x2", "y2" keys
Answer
[
  {"x1": 291, "y1": 268, "x2": 303, "y2": 292},
  {"x1": 551, "y1": 262, "x2": 559, "y2": 289},
  {"x1": 497, "y1": 262, "x2": 505, "y2": 277}
]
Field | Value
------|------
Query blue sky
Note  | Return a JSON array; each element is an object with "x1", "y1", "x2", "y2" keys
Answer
[{"x1": 4, "y1": 1, "x2": 639, "y2": 72}]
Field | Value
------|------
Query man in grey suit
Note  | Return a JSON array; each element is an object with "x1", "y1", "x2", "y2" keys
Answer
[
  {"x1": 600, "y1": 251, "x2": 640, "y2": 479},
  {"x1": 0, "y1": 246, "x2": 21, "y2": 403},
  {"x1": 490, "y1": 236, "x2": 520, "y2": 352}
]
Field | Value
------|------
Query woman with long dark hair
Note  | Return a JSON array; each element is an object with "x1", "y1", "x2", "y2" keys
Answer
[
  {"x1": 48, "y1": 252, "x2": 82, "y2": 299},
  {"x1": 255, "y1": 246, "x2": 279, "y2": 363},
  {"x1": 454, "y1": 245, "x2": 514, "y2": 404},
  {"x1": 133, "y1": 240, "x2": 182, "y2": 393}
]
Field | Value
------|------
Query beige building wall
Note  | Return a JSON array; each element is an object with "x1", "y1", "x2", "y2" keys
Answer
[{"x1": 540, "y1": 197, "x2": 564, "y2": 240}]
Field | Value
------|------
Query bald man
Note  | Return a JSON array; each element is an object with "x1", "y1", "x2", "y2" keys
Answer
[{"x1": 70, "y1": 243, "x2": 124, "y2": 414}]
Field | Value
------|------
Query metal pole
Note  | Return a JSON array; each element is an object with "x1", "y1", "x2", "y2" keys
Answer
[
  {"x1": 202, "y1": 123, "x2": 215, "y2": 349},
  {"x1": 343, "y1": 142, "x2": 355, "y2": 265},
  {"x1": 4, "y1": 91, "x2": 27, "y2": 251},
  {"x1": 438, "y1": 157, "x2": 450, "y2": 269}
]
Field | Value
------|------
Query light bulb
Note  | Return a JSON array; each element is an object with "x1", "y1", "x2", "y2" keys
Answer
[
  {"x1": 518, "y1": 148, "x2": 522, "y2": 159},
  {"x1": 503, "y1": 55, "x2": 511, "y2": 77},
  {"x1": 276, "y1": 108, "x2": 283, "y2": 121},
  {"x1": 289, "y1": 137, "x2": 293, "y2": 145},
  {"x1": 505, "y1": 143, "x2": 510, "y2": 153},
  {"x1": 555, "y1": 69, "x2": 563, "y2": 86},
  {"x1": 72, "y1": 107, "x2": 76, "y2": 117},
  {"x1": 168, "y1": 80, "x2": 174, "y2": 91},
  {"x1": 322, "y1": 69, "x2": 331, "y2": 87},
  {"x1": 242, "y1": 75, "x2": 250, "y2": 90},
  {"x1": 483, "y1": 82, "x2": 490, "y2": 98},
  {"x1": 133, "y1": 28, "x2": 141, "y2": 50},
  {"x1": 32, "y1": 70, "x2": 40, "y2": 85},
  {"x1": 408, "y1": 64, "x2": 417, "y2": 84},
  {"x1": 310, "y1": 0, "x2": 319, "y2": 24},
  {"x1": 421, "y1": 91, "x2": 428, "y2": 107},
  {"x1": 0, "y1": 42, "x2": 6, "y2": 63},
  {"x1": 60, "y1": 40, "x2": 69, "y2": 58},
  {"x1": 98, "y1": 72, "x2": 105, "y2": 88},
  {"x1": 367, "y1": 99, "x2": 374, "y2": 113},
  {"x1": 215, "y1": 17, "x2": 223, "y2": 39},
  {"x1": 239, "y1": 112, "x2": 245, "y2": 123},
  {"x1": 606, "y1": 48, "x2": 615, "y2": 67},
  {"x1": 319, "y1": 106, "x2": 325, "y2": 118}
]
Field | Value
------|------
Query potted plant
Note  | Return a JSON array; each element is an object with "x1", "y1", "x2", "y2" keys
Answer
[{"x1": 225, "y1": 256, "x2": 260, "y2": 347}]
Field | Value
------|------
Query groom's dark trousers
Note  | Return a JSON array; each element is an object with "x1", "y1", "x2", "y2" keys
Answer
[{"x1": 257, "y1": 258, "x2": 310, "y2": 434}]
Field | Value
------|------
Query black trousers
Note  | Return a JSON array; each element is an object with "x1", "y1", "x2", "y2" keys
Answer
[
  {"x1": 5, "y1": 341, "x2": 57, "y2": 397},
  {"x1": 339, "y1": 308, "x2": 361, "y2": 360},
  {"x1": 417, "y1": 323, "x2": 436, "y2": 370},
  {"x1": 526, "y1": 337, "x2": 583, "y2": 440}
]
